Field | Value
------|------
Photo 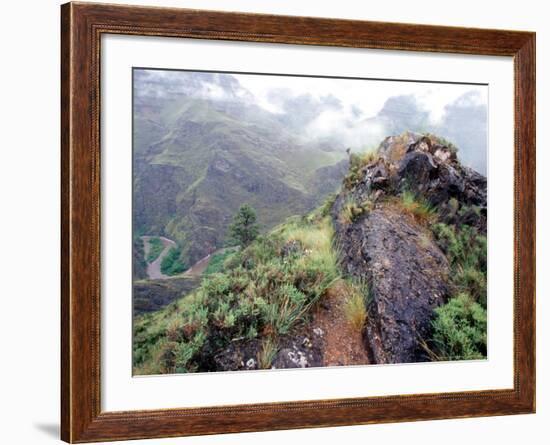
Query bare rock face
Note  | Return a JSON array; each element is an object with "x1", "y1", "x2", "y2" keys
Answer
[
  {"x1": 333, "y1": 201, "x2": 449, "y2": 364},
  {"x1": 332, "y1": 132, "x2": 486, "y2": 364}
]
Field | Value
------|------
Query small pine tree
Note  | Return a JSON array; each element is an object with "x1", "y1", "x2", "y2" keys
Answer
[{"x1": 228, "y1": 204, "x2": 259, "y2": 247}]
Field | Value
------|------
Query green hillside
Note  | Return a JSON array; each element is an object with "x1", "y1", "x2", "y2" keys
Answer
[
  {"x1": 133, "y1": 95, "x2": 347, "y2": 267},
  {"x1": 133, "y1": 131, "x2": 488, "y2": 374},
  {"x1": 133, "y1": 204, "x2": 340, "y2": 374}
]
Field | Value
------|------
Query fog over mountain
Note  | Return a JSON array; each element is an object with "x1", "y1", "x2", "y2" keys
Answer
[
  {"x1": 133, "y1": 69, "x2": 487, "y2": 268},
  {"x1": 133, "y1": 69, "x2": 489, "y2": 373},
  {"x1": 135, "y1": 69, "x2": 487, "y2": 174}
]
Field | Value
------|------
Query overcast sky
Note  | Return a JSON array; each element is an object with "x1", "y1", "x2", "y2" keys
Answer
[
  {"x1": 136, "y1": 69, "x2": 488, "y2": 173},
  {"x1": 137, "y1": 68, "x2": 487, "y2": 125},
  {"x1": 230, "y1": 72, "x2": 487, "y2": 125}
]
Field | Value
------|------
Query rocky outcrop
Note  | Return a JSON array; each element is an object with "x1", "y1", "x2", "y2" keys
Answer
[
  {"x1": 335, "y1": 205, "x2": 449, "y2": 363},
  {"x1": 332, "y1": 132, "x2": 487, "y2": 364},
  {"x1": 377, "y1": 133, "x2": 487, "y2": 221}
]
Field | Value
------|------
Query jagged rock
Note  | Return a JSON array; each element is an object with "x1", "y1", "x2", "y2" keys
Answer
[
  {"x1": 313, "y1": 327, "x2": 324, "y2": 337},
  {"x1": 353, "y1": 206, "x2": 448, "y2": 363},
  {"x1": 375, "y1": 133, "x2": 487, "y2": 210},
  {"x1": 332, "y1": 132, "x2": 487, "y2": 364},
  {"x1": 245, "y1": 358, "x2": 257, "y2": 369}
]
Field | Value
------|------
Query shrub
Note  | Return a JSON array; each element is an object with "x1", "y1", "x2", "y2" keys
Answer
[
  {"x1": 134, "y1": 215, "x2": 342, "y2": 373},
  {"x1": 228, "y1": 204, "x2": 260, "y2": 247},
  {"x1": 432, "y1": 223, "x2": 487, "y2": 307},
  {"x1": 160, "y1": 246, "x2": 187, "y2": 276},
  {"x1": 456, "y1": 265, "x2": 487, "y2": 308},
  {"x1": 432, "y1": 293, "x2": 487, "y2": 361},
  {"x1": 174, "y1": 331, "x2": 206, "y2": 373}
]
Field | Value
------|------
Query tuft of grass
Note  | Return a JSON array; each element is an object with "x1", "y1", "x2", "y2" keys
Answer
[
  {"x1": 344, "y1": 286, "x2": 368, "y2": 332},
  {"x1": 358, "y1": 149, "x2": 378, "y2": 165},
  {"x1": 257, "y1": 337, "x2": 279, "y2": 369},
  {"x1": 339, "y1": 196, "x2": 373, "y2": 225},
  {"x1": 305, "y1": 193, "x2": 338, "y2": 224},
  {"x1": 146, "y1": 237, "x2": 164, "y2": 263},
  {"x1": 400, "y1": 191, "x2": 436, "y2": 223}
]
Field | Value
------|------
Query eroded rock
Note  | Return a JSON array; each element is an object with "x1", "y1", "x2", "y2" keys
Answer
[
  {"x1": 332, "y1": 132, "x2": 487, "y2": 364},
  {"x1": 333, "y1": 198, "x2": 449, "y2": 363}
]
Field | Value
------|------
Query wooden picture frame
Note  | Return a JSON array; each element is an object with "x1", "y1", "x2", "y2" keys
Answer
[{"x1": 61, "y1": 2, "x2": 535, "y2": 442}]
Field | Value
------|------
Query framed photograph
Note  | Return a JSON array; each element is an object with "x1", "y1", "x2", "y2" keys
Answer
[{"x1": 61, "y1": 2, "x2": 535, "y2": 442}]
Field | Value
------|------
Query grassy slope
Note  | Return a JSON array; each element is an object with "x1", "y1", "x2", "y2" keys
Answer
[
  {"x1": 133, "y1": 132, "x2": 487, "y2": 373},
  {"x1": 133, "y1": 206, "x2": 340, "y2": 375},
  {"x1": 133, "y1": 96, "x2": 346, "y2": 266}
]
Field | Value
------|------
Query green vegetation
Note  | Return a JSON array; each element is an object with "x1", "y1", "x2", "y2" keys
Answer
[
  {"x1": 227, "y1": 204, "x2": 260, "y2": 248},
  {"x1": 133, "y1": 214, "x2": 341, "y2": 374},
  {"x1": 431, "y1": 293, "x2": 487, "y2": 360},
  {"x1": 344, "y1": 149, "x2": 378, "y2": 190},
  {"x1": 146, "y1": 237, "x2": 164, "y2": 263},
  {"x1": 432, "y1": 221, "x2": 487, "y2": 307},
  {"x1": 204, "y1": 249, "x2": 237, "y2": 275},
  {"x1": 399, "y1": 190, "x2": 436, "y2": 223},
  {"x1": 429, "y1": 214, "x2": 487, "y2": 361},
  {"x1": 160, "y1": 247, "x2": 187, "y2": 276}
]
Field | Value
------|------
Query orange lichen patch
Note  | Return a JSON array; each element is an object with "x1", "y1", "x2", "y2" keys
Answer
[{"x1": 381, "y1": 132, "x2": 414, "y2": 163}]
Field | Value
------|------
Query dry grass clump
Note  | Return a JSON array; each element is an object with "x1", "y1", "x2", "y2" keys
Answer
[
  {"x1": 400, "y1": 191, "x2": 436, "y2": 223},
  {"x1": 257, "y1": 337, "x2": 279, "y2": 369},
  {"x1": 339, "y1": 197, "x2": 374, "y2": 225},
  {"x1": 343, "y1": 280, "x2": 369, "y2": 332}
]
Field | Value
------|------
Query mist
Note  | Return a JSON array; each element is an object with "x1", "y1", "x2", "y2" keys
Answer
[{"x1": 135, "y1": 69, "x2": 487, "y2": 174}]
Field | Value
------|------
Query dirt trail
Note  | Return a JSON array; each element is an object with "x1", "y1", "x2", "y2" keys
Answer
[
  {"x1": 141, "y1": 236, "x2": 176, "y2": 280},
  {"x1": 312, "y1": 280, "x2": 369, "y2": 367},
  {"x1": 183, "y1": 253, "x2": 212, "y2": 278}
]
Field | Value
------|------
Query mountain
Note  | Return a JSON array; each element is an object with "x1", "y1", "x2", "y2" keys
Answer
[
  {"x1": 133, "y1": 71, "x2": 487, "y2": 270},
  {"x1": 133, "y1": 132, "x2": 487, "y2": 374},
  {"x1": 133, "y1": 74, "x2": 347, "y2": 267}
]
